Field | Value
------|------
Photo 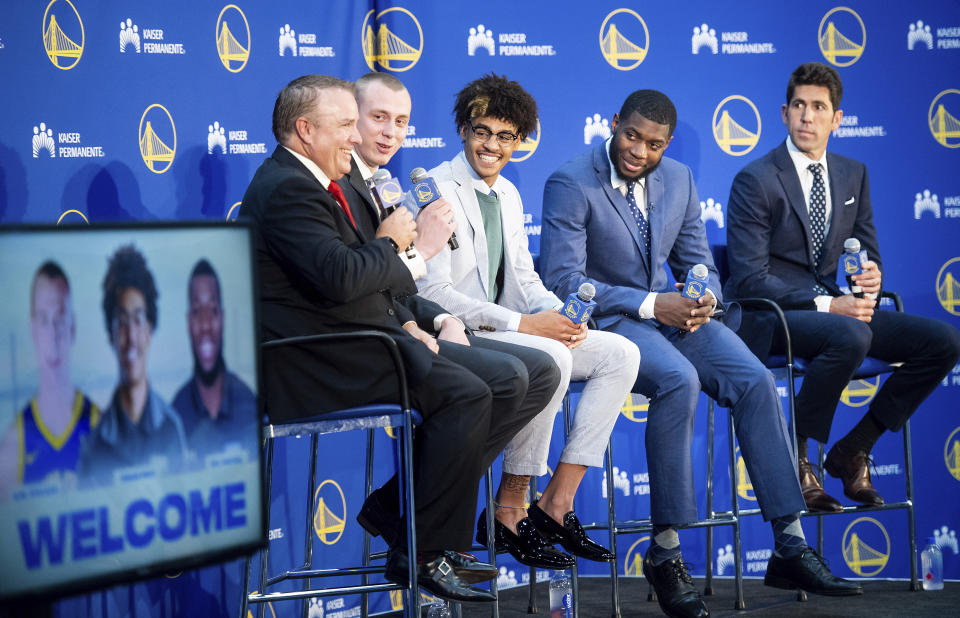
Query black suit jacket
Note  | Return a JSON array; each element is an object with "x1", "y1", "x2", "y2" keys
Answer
[
  {"x1": 723, "y1": 141, "x2": 882, "y2": 357},
  {"x1": 239, "y1": 146, "x2": 437, "y2": 420}
]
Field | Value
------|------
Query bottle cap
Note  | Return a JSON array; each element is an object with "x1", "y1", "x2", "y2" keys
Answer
[{"x1": 927, "y1": 536, "x2": 937, "y2": 546}]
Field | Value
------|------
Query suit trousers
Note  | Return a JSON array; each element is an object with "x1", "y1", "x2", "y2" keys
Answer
[
  {"x1": 604, "y1": 318, "x2": 805, "y2": 525},
  {"x1": 374, "y1": 336, "x2": 560, "y2": 551},
  {"x1": 477, "y1": 329, "x2": 641, "y2": 477},
  {"x1": 772, "y1": 308, "x2": 960, "y2": 443}
]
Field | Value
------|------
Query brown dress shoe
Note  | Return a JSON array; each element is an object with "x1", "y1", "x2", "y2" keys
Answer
[
  {"x1": 824, "y1": 444, "x2": 884, "y2": 506},
  {"x1": 798, "y1": 457, "x2": 843, "y2": 512}
]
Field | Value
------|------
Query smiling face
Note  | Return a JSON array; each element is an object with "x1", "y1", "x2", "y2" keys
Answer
[
  {"x1": 782, "y1": 84, "x2": 842, "y2": 160},
  {"x1": 30, "y1": 274, "x2": 75, "y2": 382},
  {"x1": 355, "y1": 81, "x2": 411, "y2": 169},
  {"x1": 608, "y1": 110, "x2": 672, "y2": 181},
  {"x1": 188, "y1": 274, "x2": 223, "y2": 381},
  {"x1": 111, "y1": 287, "x2": 151, "y2": 388},
  {"x1": 459, "y1": 115, "x2": 520, "y2": 187},
  {"x1": 300, "y1": 87, "x2": 362, "y2": 180}
]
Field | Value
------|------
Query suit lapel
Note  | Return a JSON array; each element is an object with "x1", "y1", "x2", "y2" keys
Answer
[
  {"x1": 451, "y1": 157, "x2": 493, "y2": 298},
  {"x1": 822, "y1": 152, "x2": 849, "y2": 272},
  {"x1": 645, "y1": 166, "x2": 665, "y2": 271},
  {"x1": 592, "y1": 146, "x2": 648, "y2": 269},
  {"x1": 774, "y1": 143, "x2": 818, "y2": 268}
]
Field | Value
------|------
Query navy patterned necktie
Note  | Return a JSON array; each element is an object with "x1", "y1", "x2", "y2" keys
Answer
[
  {"x1": 808, "y1": 163, "x2": 829, "y2": 294},
  {"x1": 626, "y1": 180, "x2": 651, "y2": 259}
]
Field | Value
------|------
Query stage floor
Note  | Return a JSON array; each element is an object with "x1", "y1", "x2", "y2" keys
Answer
[{"x1": 460, "y1": 576, "x2": 958, "y2": 617}]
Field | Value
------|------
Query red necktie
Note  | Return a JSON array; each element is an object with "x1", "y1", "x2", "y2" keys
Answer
[{"x1": 327, "y1": 180, "x2": 357, "y2": 230}]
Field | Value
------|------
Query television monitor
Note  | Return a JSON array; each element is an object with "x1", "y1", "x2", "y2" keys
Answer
[{"x1": 0, "y1": 222, "x2": 265, "y2": 603}]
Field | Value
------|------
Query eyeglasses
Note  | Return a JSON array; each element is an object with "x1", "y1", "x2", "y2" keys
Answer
[{"x1": 468, "y1": 123, "x2": 520, "y2": 145}]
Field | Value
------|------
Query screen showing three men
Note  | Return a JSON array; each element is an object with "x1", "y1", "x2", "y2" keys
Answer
[{"x1": 0, "y1": 224, "x2": 263, "y2": 599}]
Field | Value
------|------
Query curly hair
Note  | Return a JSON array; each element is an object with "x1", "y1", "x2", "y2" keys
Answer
[
  {"x1": 452, "y1": 73, "x2": 538, "y2": 139},
  {"x1": 787, "y1": 62, "x2": 843, "y2": 111},
  {"x1": 102, "y1": 244, "x2": 158, "y2": 336}
]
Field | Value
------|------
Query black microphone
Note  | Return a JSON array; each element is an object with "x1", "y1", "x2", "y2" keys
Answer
[
  {"x1": 842, "y1": 237, "x2": 865, "y2": 298},
  {"x1": 371, "y1": 168, "x2": 416, "y2": 259},
  {"x1": 409, "y1": 167, "x2": 459, "y2": 250}
]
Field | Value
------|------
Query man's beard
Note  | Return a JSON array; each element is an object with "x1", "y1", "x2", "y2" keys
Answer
[
  {"x1": 611, "y1": 143, "x2": 661, "y2": 182},
  {"x1": 194, "y1": 348, "x2": 225, "y2": 387}
]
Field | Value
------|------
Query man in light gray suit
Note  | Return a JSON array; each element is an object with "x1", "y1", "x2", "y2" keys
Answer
[{"x1": 416, "y1": 74, "x2": 640, "y2": 569}]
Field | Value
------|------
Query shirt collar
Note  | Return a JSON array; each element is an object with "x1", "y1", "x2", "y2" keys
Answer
[
  {"x1": 785, "y1": 136, "x2": 828, "y2": 176},
  {"x1": 352, "y1": 150, "x2": 375, "y2": 182},
  {"x1": 458, "y1": 150, "x2": 505, "y2": 197},
  {"x1": 283, "y1": 145, "x2": 333, "y2": 189},
  {"x1": 605, "y1": 137, "x2": 646, "y2": 193}
]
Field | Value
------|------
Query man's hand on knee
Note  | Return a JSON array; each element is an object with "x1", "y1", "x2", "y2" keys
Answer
[{"x1": 829, "y1": 295, "x2": 876, "y2": 322}]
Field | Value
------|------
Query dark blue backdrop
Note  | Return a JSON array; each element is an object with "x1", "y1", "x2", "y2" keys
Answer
[{"x1": 1, "y1": 1, "x2": 959, "y2": 616}]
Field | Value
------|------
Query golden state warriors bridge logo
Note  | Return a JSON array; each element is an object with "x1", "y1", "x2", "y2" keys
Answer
[
  {"x1": 42, "y1": 0, "x2": 84, "y2": 70},
  {"x1": 216, "y1": 5, "x2": 250, "y2": 72},
  {"x1": 936, "y1": 257, "x2": 960, "y2": 316},
  {"x1": 313, "y1": 479, "x2": 346, "y2": 545},
  {"x1": 713, "y1": 96, "x2": 761, "y2": 156},
  {"x1": 599, "y1": 9, "x2": 649, "y2": 71},
  {"x1": 818, "y1": 7, "x2": 866, "y2": 67},
  {"x1": 624, "y1": 536, "x2": 651, "y2": 576},
  {"x1": 361, "y1": 7, "x2": 423, "y2": 72},
  {"x1": 511, "y1": 120, "x2": 540, "y2": 162},
  {"x1": 735, "y1": 447, "x2": 756, "y2": 501},
  {"x1": 840, "y1": 376, "x2": 880, "y2": 407},
  {"x1": 945, "y1": 427, "x2": 960, "y2": 482},
  {"x1": 929, "y1": 90, "x2": 960, "y2": 148},
  {"x1": 139, "y1": 104, "x2": 177, "y2": 174},
  {"x1": 620, "y1": 393, "x2": 648, "y2": 423},
  {"x1": 842, "y1": 517, "x2": 890, "y2": 576}
]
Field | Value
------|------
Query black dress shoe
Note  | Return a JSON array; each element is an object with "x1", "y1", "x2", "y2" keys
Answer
[
  {"x1": 476, "y1": 509, "x2": 575, "y2": 569},
  {"x1": 356, "y1": 490, "x2": 401, "y2": 547},
  {"x1": 385, "y1": 548, "x2": 495, "y2": 603},
  {"x1": 764, "y1": 546, "x2": 863, "y2": 596},
  {"x1": 641, "y1": 548, "x2": 709, "y2": 618},
  {"x1": 445, "y1": 552, "x2": 498, "y2": 583},
  {"x1": 798, "y1": 457, "x2": 843, "y2": 513},
  {"x1": 528, "y1": 501, "x2": 614, "y2": 562}
]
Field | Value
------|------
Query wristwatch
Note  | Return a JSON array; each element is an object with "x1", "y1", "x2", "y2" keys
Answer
[{"x1": 386, "y1": 237, "x2": 400, "y2": 253}]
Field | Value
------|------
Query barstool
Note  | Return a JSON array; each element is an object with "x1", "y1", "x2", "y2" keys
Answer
[{"x1": 241, "y1": 331, "x2": 421, "y2": 618}]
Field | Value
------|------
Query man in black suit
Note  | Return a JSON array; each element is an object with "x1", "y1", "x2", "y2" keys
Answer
[
  {"x1": 725, "y1": 62, "x2": 960, "y2": 513},
  {"x1": 239, "y1": 75, "x2": 537, "y2": 602},
  {"x1": 341, "y1": 72, "x2": 562, "y2": 564}
]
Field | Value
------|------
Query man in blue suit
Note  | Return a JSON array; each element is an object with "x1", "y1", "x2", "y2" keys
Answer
[
  {"x1": 724, "y1": 63, "x2": 960, "y2": 513},
  {"x1": 540, "y1": 89, "x2": 861, "y2": 618}
]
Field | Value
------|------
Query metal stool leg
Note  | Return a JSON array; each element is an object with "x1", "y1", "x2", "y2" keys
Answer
[
  {"x1": 300, "y1": 434, "x2": 320, "y2": 618},
  {"x1": 604, "y1": 439, "x2": 621, "y2": 618},
  {"x1": 256, "y1": 435, "x2": 276, "y2": 618},
  {"x1": 704, "y1": 400, "x2": 715, "y2": 596},
  {"x1": 727, "y1": 415, "x2": 744, "y2": 610},
  {"x1": 528, "y1": 476, "x2": 539, "y2": 614},
  {"x1": 816, "y1": 442, "x2": 825, "y2": 556},
  {"x1": 485, "y1": 466, "x2": 500, "y2": 618},
  {"x1": 361, "y1": 429, "x2": 375, "y2": 618},
  {"x1": 400, "y1": 409, "x2": 419, "y2": 618},
  {"x1": 904, "y1": 420, "x2": 920, "y2": 591}
]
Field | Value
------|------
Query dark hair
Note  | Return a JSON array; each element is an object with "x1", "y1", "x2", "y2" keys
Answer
[
  {"x1": 272, "y1": 74, "x2": 355, "y2": 143},
  {"x1": 31, "y1": 261, "x2": 70, "y2": 313},
  {"x1": 786, "y1": 62, "x2": 843, "y2": 111},
  {"x1": 618, "y1": 89, "x2": 677, "y2": 137},
  {"x1": 452, "y1": 73, "x2": 538, "y2": 140},
  {"x1": 102, "y1": 245, "x2": 158, "y2": 336},
  {"x1": 188, "y1": 258, "x2": 221, "y2": 306}
]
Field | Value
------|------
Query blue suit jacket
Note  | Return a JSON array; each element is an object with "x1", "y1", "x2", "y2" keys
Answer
[
  {"x1": 540, "y1": 142, "x2": 722, "y2": 330},
  {"x1": 724, "y1": 141, "x2": 881, "y2": 310}
]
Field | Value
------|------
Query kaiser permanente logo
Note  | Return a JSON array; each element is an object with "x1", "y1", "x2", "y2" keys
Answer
[
  {"x1": 465, "y1": 23, "x2": 556, "y2": 57},
  {"x1": 584, "y1": 113, "x2": 611, "y2": 144},
  {"x1": 712, "y1": 95, "x2": 761, "y2": 156},
  {"x1": 119, "y1": 18, "x2": 185, "y2": 55},
  {"x1": 831, "y1": 113, "x2": 886, "y2": 139},
  {"x1": 401, "y1": 125, "x2": 445, "y2": 149},
  {"x1": 139, "y1": 104, "x2": 176, "y2": 174},
  {"x1": 600, "y1": 465, "x2": 650, "y2": 499},
  {"x1": 216, "y1": 4, "x2": 250, "y2": 72},
  {"x1": 278, "y1": 23, "x2": 335, "y2": 58},
  {"x1": 362, "y1": 7, "x2": 422, "y2": 72},
  {"x1": 908, "y1": 20, "x2": 960, "y2": 50},
  {"x1": 818, "y1": 7, "x2": 866, "y2": 67},
  {"x1": 915, "y1": 189, "x2": 960, "y2": 219},
  {"x1": 43, "y1": 0, "x2": 84, "y2": 70},
  {"x1": 599, "y1": 9, "x2": 649, "y2": 71},
  {"x1": 31, "y1": 121, "x2": 104, "y2": 159},
  {"x1": 929, "y1": 89, "x2": 960, "y2": 148},
  {"x1": 700, "y1": 198, "x2": 724, "y2": 229},
  {"x1": 691, "y1": 22, "x2": 775, "y2": 55},
  {"x1": 206, "y1": 120, "x2": 266, "y2": 155}
]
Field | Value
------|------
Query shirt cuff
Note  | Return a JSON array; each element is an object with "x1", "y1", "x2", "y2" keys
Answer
[
  {"x1": 507, "y1": 312, "x2": 522, "y2": 332},
  {"x1": 400, "y1": 247, "x2": 427, "y2": 280},
  {"x1": 814, "y1": 295, "x2": 833, "y2": 312},
  {"x1": 433, "y1": 313, "x2": 465, "y2": 333},
  {"x1": 705, "y1": 288, "x2": 719, "y2": 314},
  {"x1": 638, "y1": 292, "x2": 658, "y2": 319},
  {"x1": 865, "y1": 291, "x2": 878, "y2": 300}
]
